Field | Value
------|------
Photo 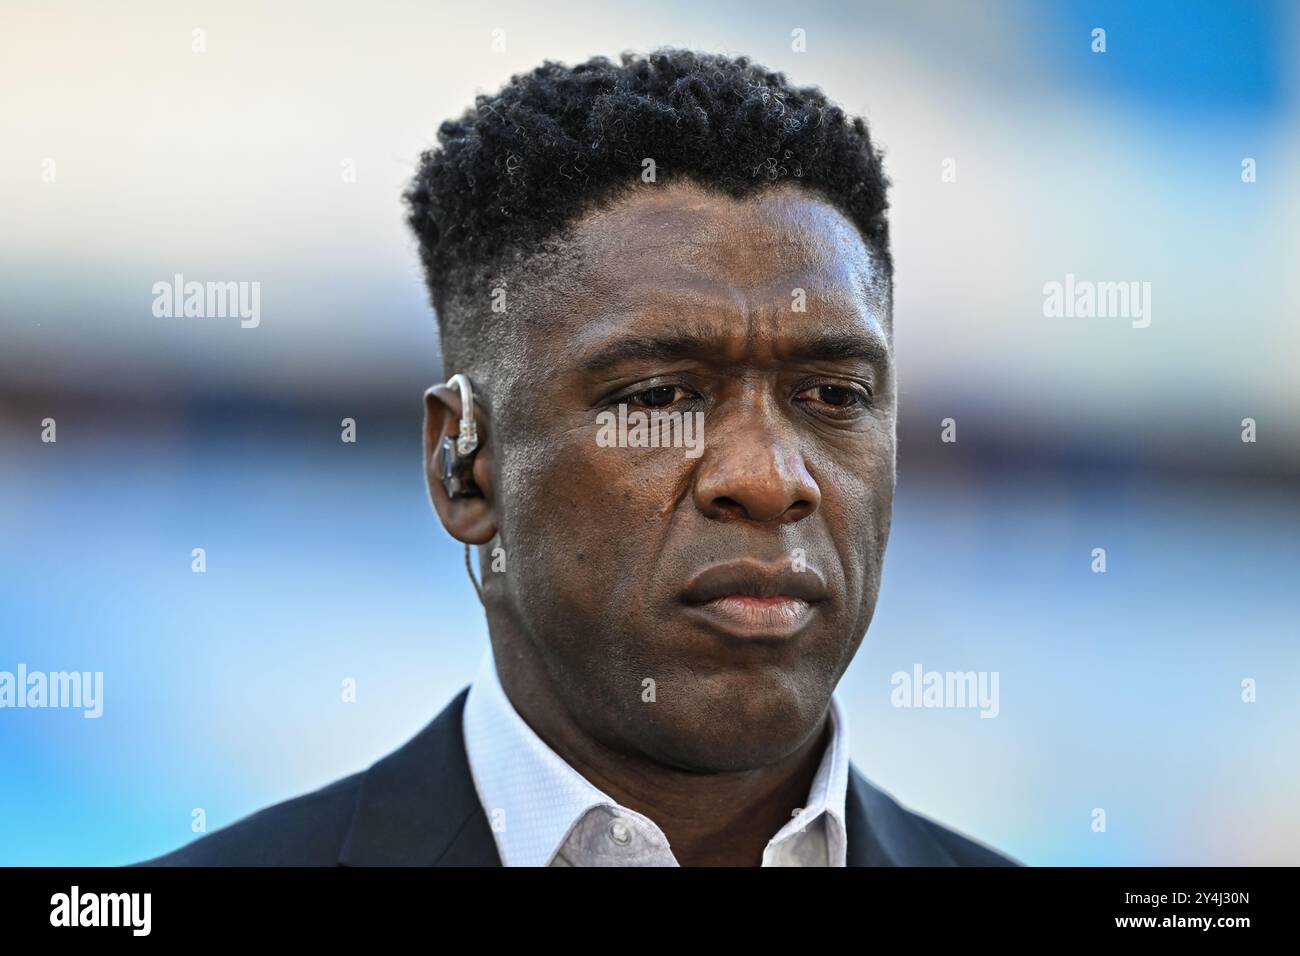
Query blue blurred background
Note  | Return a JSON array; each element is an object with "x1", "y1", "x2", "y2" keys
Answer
[{"x1": 2, "y1": 0, "x2": 1297, "y2": 865}]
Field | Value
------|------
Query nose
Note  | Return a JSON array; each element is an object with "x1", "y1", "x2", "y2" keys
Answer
[{"x1": 692, "y1": 404, "x2": 820, "y2": 525}]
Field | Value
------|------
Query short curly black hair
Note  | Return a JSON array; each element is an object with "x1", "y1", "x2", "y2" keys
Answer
[{"x1": 405, "y1": 48, "x2": 891, "y2": 368}]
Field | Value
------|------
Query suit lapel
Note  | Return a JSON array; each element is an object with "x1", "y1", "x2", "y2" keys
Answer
[
  {"x1": 338, "y1": 686, "x2": 501, "y2": 866},
  {"x1": 845, "y1": 765, "x2": 958, "y2": 866}
]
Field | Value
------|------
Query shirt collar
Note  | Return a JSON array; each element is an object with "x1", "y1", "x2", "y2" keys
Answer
[
  {"x1": 462, "y1": 646, "x2": 850, "y2": 866},
  {"x1": 767, "y1": 681, "x2": 851, "y2": 865}
]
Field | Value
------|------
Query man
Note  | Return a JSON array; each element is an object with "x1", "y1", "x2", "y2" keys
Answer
[{"x1": 140, "y1": 49, "x2": 1017, "y2": 867}]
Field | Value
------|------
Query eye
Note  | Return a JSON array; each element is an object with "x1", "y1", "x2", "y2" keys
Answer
[
  {"x1": 795, "y1": 382, "x2": 872, "y2": 413},
  {"x1": 627, "y1": 385, "x2": 684, "y2": 408}
]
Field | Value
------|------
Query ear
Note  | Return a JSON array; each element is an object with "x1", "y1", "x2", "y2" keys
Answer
[{"x1": 424, "y1": 383, "x2": 497, "y2": 545}]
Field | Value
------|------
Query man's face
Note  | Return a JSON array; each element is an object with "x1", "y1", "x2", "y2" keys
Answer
[{"x1": 492, "y1": 180, "x2": 894, "y2": 772}]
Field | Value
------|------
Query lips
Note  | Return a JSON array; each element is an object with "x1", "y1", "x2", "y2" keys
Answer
[{"x1": 679, "y1": 559, "x2": 828, "y2": 640}]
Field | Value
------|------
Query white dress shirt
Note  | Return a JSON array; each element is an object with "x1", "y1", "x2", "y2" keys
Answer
[{"x1": 461, "y1": 647, "x2": 850, "y2": 866}]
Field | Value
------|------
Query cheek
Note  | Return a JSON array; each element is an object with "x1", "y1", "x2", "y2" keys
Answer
[
  {"x1": 496, "y1": 430, "x2": 684, "y2": 617},
  {"x1": 819, "y1": 445, "x2": 895, "y2": 597}
]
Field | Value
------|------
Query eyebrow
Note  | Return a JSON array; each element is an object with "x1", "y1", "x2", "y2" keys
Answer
[
  {"x1": 794, "y1": 330, "x2": 891, "y2": 366},
  {"x1": 580, "y1": 330, "x2": 713, "y2": 374},
  {"x1": 579, "y1": 327, "x2": 890, "y2": 375}
]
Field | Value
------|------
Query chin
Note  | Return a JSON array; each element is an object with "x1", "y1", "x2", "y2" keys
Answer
[{"x1": 631, "y1": 680, "x2": 828, "y2": 773}]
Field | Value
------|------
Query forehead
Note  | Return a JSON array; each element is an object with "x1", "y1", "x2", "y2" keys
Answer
[
  {"x1": 581, "y1": 180, "x2": 883, "y2": 302},
  {"x1": 531, "y1": 180, "x2": 891, "y2": 362}
]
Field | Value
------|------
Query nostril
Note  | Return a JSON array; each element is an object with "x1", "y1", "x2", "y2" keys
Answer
[
  {"x1": 710, "y1": 496, "x2": 748, "y2": 520},
  {"x1": 707, "y1": 495, "x2": 817, "y2": 524},
  {"x1": 786, "y1": 499, "x2": 816, "y2": 522}
]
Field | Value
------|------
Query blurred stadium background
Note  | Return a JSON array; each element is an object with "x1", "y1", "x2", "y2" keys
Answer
[{"x1": 2, "y1": 0, "x2": 1297, "y2": 865}]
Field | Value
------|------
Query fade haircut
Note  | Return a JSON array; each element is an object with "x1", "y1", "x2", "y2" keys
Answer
[{"x1": 404, "y1": 48, "x2": 891, "y2": 376}]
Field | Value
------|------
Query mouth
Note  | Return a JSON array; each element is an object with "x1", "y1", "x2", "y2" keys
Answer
[{"x1": 678, "y1": 559, "x2": 828, "y2": 640}]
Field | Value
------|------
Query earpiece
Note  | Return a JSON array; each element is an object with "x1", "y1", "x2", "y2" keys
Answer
[{"x1": 438, "y1": 373, "x2": 481, "y2": 499}]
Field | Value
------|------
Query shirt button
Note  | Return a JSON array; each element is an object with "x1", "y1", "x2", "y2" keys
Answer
[{"x1": 607, "y1": 819, "x2": 633, "y2": 846}]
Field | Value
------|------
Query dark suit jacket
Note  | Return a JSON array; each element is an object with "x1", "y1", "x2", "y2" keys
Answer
[{"x1": 137, "y1": 687, "x2": 1020, "y2": 866}]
